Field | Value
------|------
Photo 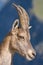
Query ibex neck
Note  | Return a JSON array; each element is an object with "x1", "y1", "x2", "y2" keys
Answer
[{"x1": 0, "y1": 32, "x2": 12, "y2": 53}]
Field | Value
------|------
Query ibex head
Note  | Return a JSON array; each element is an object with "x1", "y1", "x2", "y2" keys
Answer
[{"x1": 10, "y1": 3, "x2": 36, "y2": 61}]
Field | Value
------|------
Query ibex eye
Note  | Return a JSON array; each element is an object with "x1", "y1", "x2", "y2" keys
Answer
[
  {"x1": 17, "y1": 34, "x2": 24, "y2": 39},
  {"x1": 19, "y1": 36, "x2": 24, "y2": 39}
]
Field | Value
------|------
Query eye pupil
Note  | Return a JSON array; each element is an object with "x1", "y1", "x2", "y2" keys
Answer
[
  {"x1": 17, "y1": 34, "x2": 24, "y2": 39},
  {"x1": 19, "y1": 36, "x2": 24, "y2": 39}
]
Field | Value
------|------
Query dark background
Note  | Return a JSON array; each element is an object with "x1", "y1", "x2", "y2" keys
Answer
[{"x1": 0, "y1": 0, "x2": 43, "y2": 65}]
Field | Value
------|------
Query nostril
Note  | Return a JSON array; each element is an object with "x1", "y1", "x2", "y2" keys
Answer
[{"x1": 32, "y1": 52, "x2": 36, "y2": 57}]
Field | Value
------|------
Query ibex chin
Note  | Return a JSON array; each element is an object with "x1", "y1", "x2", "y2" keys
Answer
[{"x1": 0, "y1": 3, "x2": 36, "y2": 65}]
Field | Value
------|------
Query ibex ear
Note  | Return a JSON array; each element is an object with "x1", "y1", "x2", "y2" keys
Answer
[
  {"x1": 12, "y1": 19, "x2": 19, "y2": 31},
  {"x1": 28, "y1": 26, "x2": 32, "y2": 29}
]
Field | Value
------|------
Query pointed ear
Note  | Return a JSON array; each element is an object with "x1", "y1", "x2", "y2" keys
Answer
[
  {"x1": 28, "y1": 26, "x2": 32, "y2": 29},
  {"x1": 12, "y1": 19, "x2": 19, "y2": 31}
]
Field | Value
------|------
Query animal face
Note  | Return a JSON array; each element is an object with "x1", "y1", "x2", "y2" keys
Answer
[
  {"x1": 10, "y1": 3, "x2": 36, "y2": 61},
  {"x1": 11, "y1": 19, "x2": 36, "y2": 61}
]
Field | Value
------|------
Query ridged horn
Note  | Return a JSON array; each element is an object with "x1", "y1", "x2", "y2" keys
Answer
[{"x1": 12, "y1": 3, "x2": 29, "y2": 29}]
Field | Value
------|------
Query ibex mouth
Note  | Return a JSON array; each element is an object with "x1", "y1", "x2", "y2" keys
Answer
[
  {"x1": 26, "y1": 49, "x2": 36, "y2": 61},
  {"x1": 26, "y1": 54, "x2": 35, "y2": 61}
]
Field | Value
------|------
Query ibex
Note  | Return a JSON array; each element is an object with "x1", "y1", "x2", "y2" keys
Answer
[{"x1": 0, "y1": 3, "x2": 36, "y2": 65}]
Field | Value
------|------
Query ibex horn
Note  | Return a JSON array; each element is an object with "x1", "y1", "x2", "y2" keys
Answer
[{"x1": 12, "y1": 3, "x2": 29, "y2": 30}]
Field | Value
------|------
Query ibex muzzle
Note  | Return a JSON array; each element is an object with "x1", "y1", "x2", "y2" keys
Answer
[{"x1": 0, "y1": 3, "x2": 36, "y2": 65}]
